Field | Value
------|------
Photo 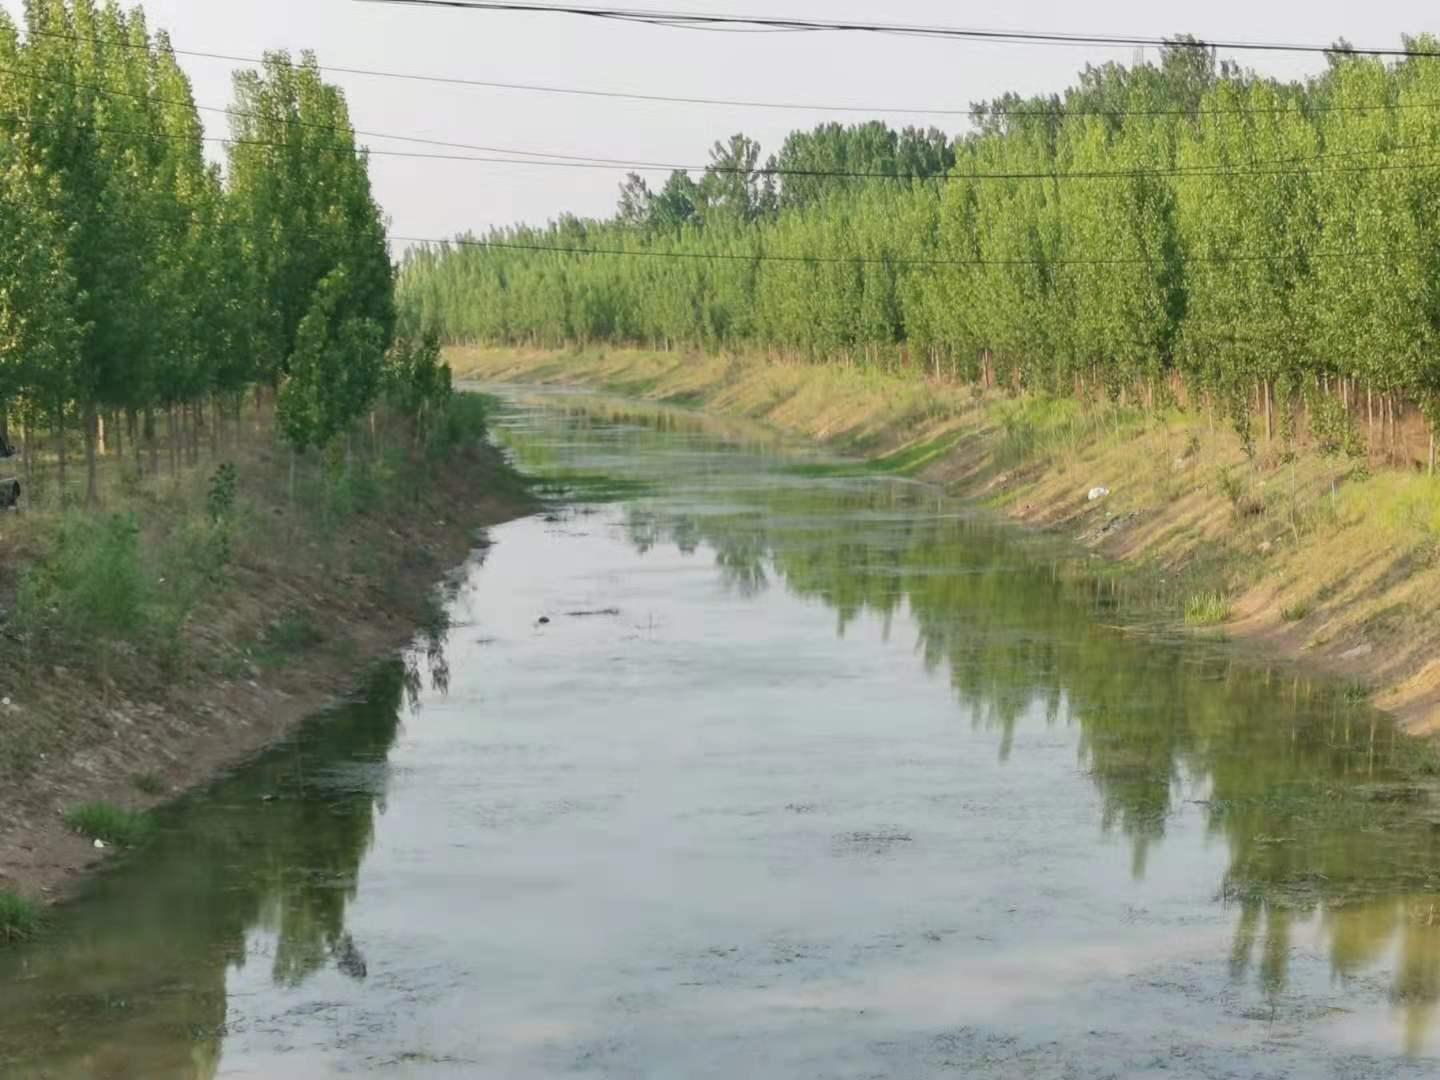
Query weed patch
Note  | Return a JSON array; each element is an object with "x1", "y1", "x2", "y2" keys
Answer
[
  {"x1": 63, "y1": 802, "x2": 152, "y2": 847},
  {"x1": 0, "y1": 891, "x2": 40, "y2": 945},
  {"x1": 1185, "y1": 591, "x2": 1232, "y2": 627}
]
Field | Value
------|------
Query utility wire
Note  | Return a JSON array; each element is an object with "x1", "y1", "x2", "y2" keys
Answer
[
  {"x1": 31, "y1": 181, "x2": 1430, "y2": 269},
  {"x1": 392, "y1": 233, "x2": 1431, "y2": 268},
  {"x1": 11, "y1": 65, "x2": 1440, "y2": 175},
  {"x1": 19, "y1": 25, "x2": 1440, "y2": 122},
  {"x1": 1, "y1": 65, "x2": 682, "y2": 165},
  {"x1": 0, "y1": 65, "x2": 644, "y2": 163},
  {"x1": 11, "y1": 99, "x2": 1440, "y2": 182},
  {"x1": 360, "y1": 1, "x2": 1440, "y2": 61},
  {"x1": 11, "y1": 65, "x2": 1440, "y2": 177},
  {"x1": 73, "y1": 201, "x2": 1438, "y2": 270}
]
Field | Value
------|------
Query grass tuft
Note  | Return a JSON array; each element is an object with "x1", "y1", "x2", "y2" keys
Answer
[
  {"x1": 0, "y1": 891, "x2": 41, "y2": 945},
  {"x1": 1185, "y1": 591, "x2": 1232, "y2": 627},
  {"x1": 1281, "y1": 602, "x2": 1311, "y2": 623},
  {"x1": 63, "y1": 802, "x2": 153, "y2": 847}
]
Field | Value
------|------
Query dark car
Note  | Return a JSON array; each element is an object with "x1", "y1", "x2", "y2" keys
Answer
[{"x1": 1, "y1": 430, "x2": 19, "y2": 508}]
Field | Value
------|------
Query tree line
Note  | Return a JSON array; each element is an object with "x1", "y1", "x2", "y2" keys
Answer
[
  {"x1": 398, "y1": 37, "x2": 1440, "y2": 468},
  {"x1": 0, "y1": 0, "x2": 440, "y2": 506}
]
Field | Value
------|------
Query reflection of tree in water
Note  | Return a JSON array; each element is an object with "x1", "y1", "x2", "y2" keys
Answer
[
  {"x1": 406, "y1": 572, "x2": 464, "y2": 707},
  {"x1": 618, "y1": 477, "x2": 1440, "y2": 1050},
  {"x1": 0, "y1": 659, "x2": 422, "y2": 1079}
]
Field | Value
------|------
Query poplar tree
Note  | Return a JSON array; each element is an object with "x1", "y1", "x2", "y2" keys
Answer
[{"x1": 227, "y1": 51, "x2": 394, "y2": 453}]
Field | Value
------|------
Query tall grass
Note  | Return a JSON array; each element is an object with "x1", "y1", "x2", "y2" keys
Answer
[
  {"x1": 63, "y1": 802, "x2": 152, "y2": 847},
  {"x1": 17, "y1": 513, "x2": 148, "y2": 641},
  {"x1": 0, "y1": 891, "x2": 41, "y2": 945},
  {"x1": 11, "y1": 507, "x2": 219, "y2": 672},
  {"x1": 991, "y1": 396, "x2": 1148, "y2": 473},
  {"x1": 1185, "y1": 591, "x2": 1232, "y2": 627}
]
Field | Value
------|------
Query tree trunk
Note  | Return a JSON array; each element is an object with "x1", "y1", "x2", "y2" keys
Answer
[
  {"x1": 83, "y1": 403, "x2": 98, "y2": 508},
  {"x1": 54, "y1": 414, "x2": 67, "y2": 506},
  {"x1": 168, "y1": 407, "x2": 179, "y2": 477},
  {"x1": 112, "y1": 410, "x2": 123, "y2": 460},
  {"x1": 96, "y1": 412, "x2": 106, "y2": 458},
  {"x1": 1264, "y1": 379, "x2": 1273, "y2": 443},
  {"x1": 128, "y1": 409, "x2": 141, "y2": 477},
  {"x1": 146, "y1": 407, "x2": 159, "y2": 477},
  {"x1": 22, "y1": 414, "x2": 32, "y2": 498}
]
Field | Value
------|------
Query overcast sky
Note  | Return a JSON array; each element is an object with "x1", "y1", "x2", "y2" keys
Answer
[{"x1": 3, "y1": 0, "x2": 1438, "y2": 244}]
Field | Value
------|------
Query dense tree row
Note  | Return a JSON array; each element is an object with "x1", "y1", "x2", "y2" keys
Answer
[
  {"x1": 399, "y1": 38, "x2": 1440, "y2": 464},
  {"x1": 0, "y1": 0, "x2": 420, "y2": 505}
]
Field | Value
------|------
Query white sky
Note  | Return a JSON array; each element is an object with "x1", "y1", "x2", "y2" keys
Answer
[{"x1": 3, "y1": 0, "x2": 1438, "y2": 243}]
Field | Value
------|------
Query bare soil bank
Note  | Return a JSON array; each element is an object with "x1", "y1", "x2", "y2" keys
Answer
[
  {"x1": 460, "y1": 345, "x2": 1440, "y2": 735},
  {"x1": 0, "y1": 435, "x2": 530, "y2": 904}
]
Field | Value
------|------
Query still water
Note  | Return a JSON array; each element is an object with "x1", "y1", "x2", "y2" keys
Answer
[{"x1": 4, "y1": 391, "x2": 1440, "y2": 1078}]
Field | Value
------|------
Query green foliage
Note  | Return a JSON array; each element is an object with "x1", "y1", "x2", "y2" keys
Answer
[
  {"x1": 386, "y1": 332, "x2": 455, "y2": 448},
  {"x1": 400, "y1": 42, "x2": 1440, "y2": 458},
  {"x1": 63, "y1": 802, "x2": 152, "y2": 847},
  {"x1": 207, "y1": 464, "x2": 239, "y2": 523},
  {"x1": 428, "y1": 392, "x2": 491, "y2": 456},
  {"x1": 0, "y1": 4, "x2": 394, "y2": 490},
  {"x1": 12, "y1": 501, "x2": 246, "y2": 665},
  {"x1": 1185, "y1": 591, "x2": 1232, "y2": 626},
  {"x1": 1306, "y1": 384, "x2": 1366, "y2": 459},
  {"x1": 1215, "y1": 466, "x2": 1248, "y2": 514},
  {"x1": 17, "y1": 513, "x2": 148, "y2": 643},
  {"x1": 0, "y1": 891, "x2": 41, "y2": 945}
]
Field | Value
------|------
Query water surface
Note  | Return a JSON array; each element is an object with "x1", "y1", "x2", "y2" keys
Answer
[{"x1": 4, "y1": 390, "x2": 1440, "y2": 1078}]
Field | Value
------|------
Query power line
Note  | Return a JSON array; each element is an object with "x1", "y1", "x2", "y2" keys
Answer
[
  {"x1": 19, "y1": 25, "x2": 1440, "y2": 123},
  {"x1": 13, "y1": 62, "x2": 1440, "y2": 182},
  {"x1": 0, "y1": 64, "x2": 655, "y2": 164},
  {"x1": 11, "y1": 82, "x2": 1440, "y2": 183},
  {"x1": 394, "y1": 234, "x2": 1431, "y2": 269},
  {"x1": 360, "y1": 1, "x2": 1440, "y2": 61},
  {"x1": 45, "y1": 197, "x2": 1435, "y2": 271},
  {"x1": 3, "y1": 164, "x2": 1421, "y2": 271},
  {"x1": 0, "y1": 65, "x2": 1403, "y2": 176},
  {"x1": 12, "y1": 107, "x2": 1440, "y2": 182}
]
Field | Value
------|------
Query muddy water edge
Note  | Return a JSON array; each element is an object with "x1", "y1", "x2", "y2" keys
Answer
[{"x1": 3, "y1": 388, "x2": 1440, "y2": 1079}]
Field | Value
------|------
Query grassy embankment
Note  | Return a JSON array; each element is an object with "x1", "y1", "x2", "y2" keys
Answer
[
  {"x1": 0, "y1": 393, "x2": 531, "y2": 934},
  {"x1": 460, "y1": 344, "x2": 1440, "y2": 735}
]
